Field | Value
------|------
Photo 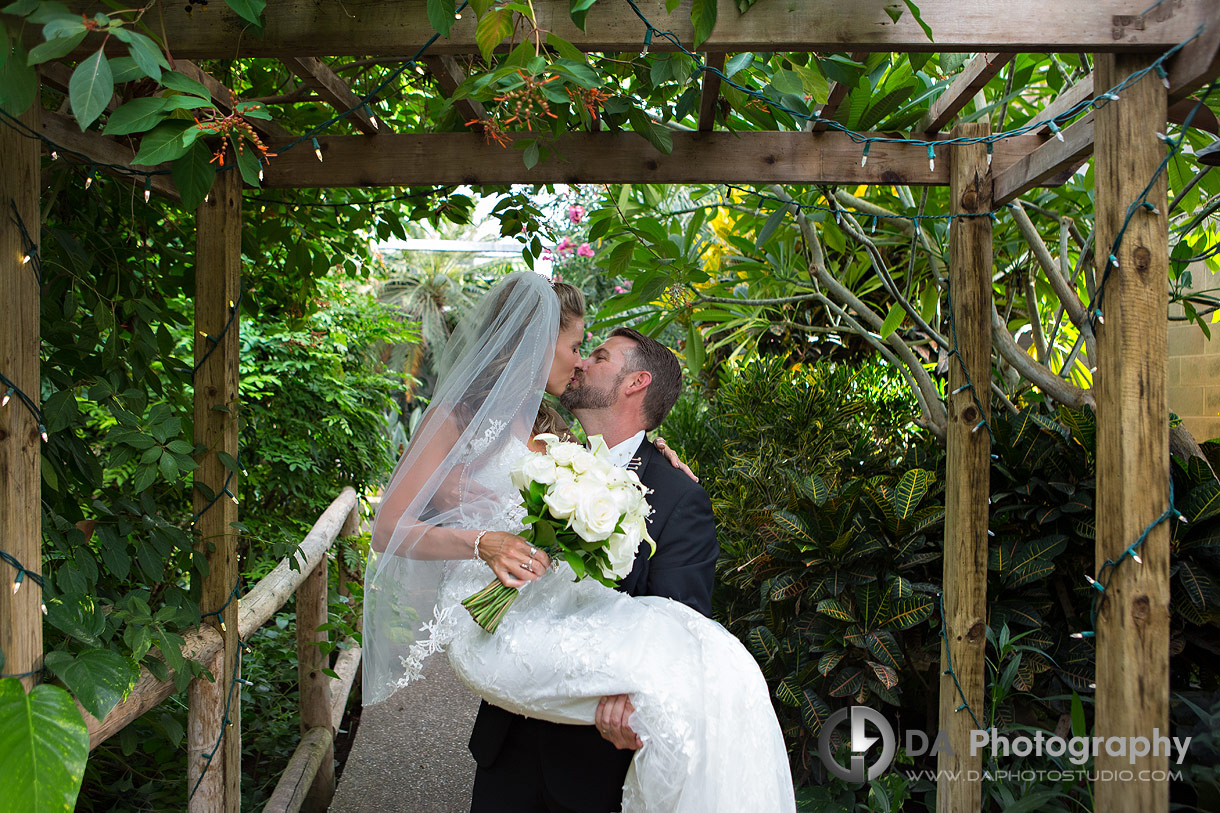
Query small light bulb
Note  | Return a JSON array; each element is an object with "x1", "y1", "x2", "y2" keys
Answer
[
  {"x1": 312, "y1": 137, "x2": 323, "y2": 163},
  {"x1": 40, "y1": 603, "x2": 47, "y2": 615},
  {"x1": 51, "y1": 151, "x2": 58, "y2": 160},
  {"x1": 39, "y1": 425, "x2": 48, "y2": 442},
  {"x1": 370, "y1": 115, "x2": 379, "y2": 129},
  {"x1": 1049, "y1": 122, "x2": 1064, "y2": 142},
  {"x1": 85, "y1": 176, "x2": 93, "y2": 190},
  {"x1": 220, "y1": 621, "x2": 227, "y2": 632},
  {"x1": 258, "y1": 168, "x2": 264, "y2": 182},
  {"x1": 21, "y1": 254, "x2": 31, "y2": 264},
  {"x1": 204, "y1": 193, "x2": 210, "y2": 204},
  {"x1": 986, "y1": 143, "x2": 994, "y2": 167},
  {"x1": 1132, "y1": 552, "x2": 1143, "y2": 564},
  {"x1": 144, "y1": 188, "x2": 151, "y2": 203},
  {"x1": 927, "y1": 144, "x2": 936, "y2": 172},
  {"x1": 972, "y1": 420, "x2": 985, "y2": 433},
  {"x1": 1, "y1": 388, "x2": 11, "y2": 407},
  {"x1": 860, "y1": 143, "x2": 871, "y2": 167}
]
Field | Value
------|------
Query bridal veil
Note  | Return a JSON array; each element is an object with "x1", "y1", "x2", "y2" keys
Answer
[{"x1": 362, "y1": 271, "x2": 559, "y2": 705}]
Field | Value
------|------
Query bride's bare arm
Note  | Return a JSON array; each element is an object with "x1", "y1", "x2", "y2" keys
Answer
[{"x1": 371, "y1": 412, "x2": 550, "y2": 586}]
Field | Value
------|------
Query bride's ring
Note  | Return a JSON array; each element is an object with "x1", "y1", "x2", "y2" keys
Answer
[
  {"x1": 529, "y1": 546, "x2": 537, "y2": 558},
  {"x1": 521, "y1": 561, "x2": 532, "y2": 572}
]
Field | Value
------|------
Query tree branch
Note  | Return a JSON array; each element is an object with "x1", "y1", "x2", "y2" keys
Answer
[
  {"x1": 1010, "y1": 199, "x2": 1097, "y2": 365},
  {"x1": 833, "y1": 189, "x2": 945, "y2": 283},
  {"x1": 992, "y1": 300, "x2": 1094, "y2": 409}
]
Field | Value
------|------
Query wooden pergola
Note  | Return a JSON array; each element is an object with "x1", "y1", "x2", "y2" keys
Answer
[{"x1": 2, "y1": 1, "x2": 1219, "y2": 810}]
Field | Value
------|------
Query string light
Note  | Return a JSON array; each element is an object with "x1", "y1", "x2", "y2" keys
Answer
[
  {"x1": 1, "y1": 387, "x2": 11, "y2": 407},
  {"x1": 143, "y1": 176, "x2": 151, "y2": 203},
  {"x1": 860, "y1": 143, "x2": 870, "y2": 167},
  {"x1": 1048, "y1": 121, "x2": 1065, "y2": 143},
  {"x1": 84, "y1": 174, "x2": 93, "y2": 190},
  {"x1": 926, "y1": 143, "x2": 936, "y2": 172},
  {"x1": 21, "y1": 253, "x2": 30, "y2": 264},
  {"x1": 312, "y1": 137, "x2": 323, "y2": 163}
]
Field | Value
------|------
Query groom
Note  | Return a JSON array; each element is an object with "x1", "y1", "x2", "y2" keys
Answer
[{"x1": 467, "y1": 327, "x2": 720, "y2": 813}]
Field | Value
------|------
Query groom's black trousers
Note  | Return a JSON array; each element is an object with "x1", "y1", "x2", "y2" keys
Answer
[{"x1": 469, "y1": 711, "x2": 633, "y2": 813}]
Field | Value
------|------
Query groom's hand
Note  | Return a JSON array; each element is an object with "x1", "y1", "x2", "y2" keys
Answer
[{"x1": 595, "y1": 694, "x2": 642, "y2": 751}]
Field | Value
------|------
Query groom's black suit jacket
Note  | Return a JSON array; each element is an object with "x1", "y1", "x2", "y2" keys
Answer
[{"x1": 468, "y1": 438, "x2": 720, "y2": 812}]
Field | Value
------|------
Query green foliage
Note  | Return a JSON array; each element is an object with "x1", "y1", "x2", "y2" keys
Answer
[{"x1": 0, "y1": 679, "x2": 89, "y2": 813}]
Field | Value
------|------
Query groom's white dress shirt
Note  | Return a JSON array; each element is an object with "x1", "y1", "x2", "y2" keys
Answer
[{"x1": 606, "y1": 431, "x2": 646, "y2": 469}]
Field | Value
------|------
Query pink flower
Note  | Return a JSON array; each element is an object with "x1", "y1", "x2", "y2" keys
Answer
[
  {"x1": 614, "y1": 285, "x2": 626, "y2": 294},
  {"x1": 553, "y1": 273, "x2": 564, "y2": 282},
  {"x1": 567, "y1": 204, "x2": 585, "y2": 224},
  {"x1": 621, "y1": 279, "x2": 632, "y2": 291},
  {"x1": 585, "y1": 331, "x2": 593, "y2": 341},
  {"x1": 556, "y1": 237, "x2": 575, "y2": 254},
  {"x1": 576, "y1": 242, "x2": 594, "y2": 258},
  {"x1": 541, "y1": 249, "x2": 553, "y2": 260}
]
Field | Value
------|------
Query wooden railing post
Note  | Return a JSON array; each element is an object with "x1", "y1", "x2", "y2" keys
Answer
[
  {"x1": 0, "y1": 98, "x2": 42, "y2": 693},
  {"x1": 298, "y1": 556, "x2": 334, "y2": 811},
  {"x1": 1093, "y1": 52, "x2": 1171, "y2": 813},
  {"x1": 190, "y1": 167, "x2": 243, "y2": 813},
  {"x1": 938, "y1": 121, "x2": 992, "y2": 813}
]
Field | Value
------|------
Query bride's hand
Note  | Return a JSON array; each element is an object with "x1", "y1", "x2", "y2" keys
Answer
[
  {"x1": 654, "y1": 437, "x2": 698, "y2": 483},
  {"x1": 477, "y1": 531, "x2": 553, "y2": 588}
]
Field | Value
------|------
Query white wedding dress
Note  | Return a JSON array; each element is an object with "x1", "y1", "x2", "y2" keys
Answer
[{"x1": 400, "y1": 440, "x2": 796, "y2": 813}]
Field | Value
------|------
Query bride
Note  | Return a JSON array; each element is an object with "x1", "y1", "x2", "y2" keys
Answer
[{"x1": 363, "y1": 271, "x2": 795, "y2": 812}]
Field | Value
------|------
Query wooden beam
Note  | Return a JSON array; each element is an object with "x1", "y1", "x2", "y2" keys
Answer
[
  {"x1": 43, "y1": 0, "x2": 1215, "y2": 59},
  {"x1": 937, "y1": 121, "x2": 991, "y2": 813},
  {"x1": 1092, "y1": 52, "x2": 1171, "y2": 813},
  {"x1": 811, "y1": 52, "x2": 867, "y2": 132},
  {"x1": 260, "y1": 130, "x2": 1044, "y2": 187},
  {"x1": 191, "y1": 168, "x2": 243, "y2": 813},
  {"x1": 39, "y1": 112, "x2": 179, "y2": 201},
  {"x1": 297, "y1": 558, "x2": 335, "y2": 811},
  {"x1": 1032, "y1": 77, "x2": 1095, "y2": 136},
  {"x1": 697, "y1": 53, "x2": 725, "y2": 132},
  {"x1": 994, "y1": 115, "x2": 1094, "y2": 205},
  {"x1": 0, "y1": 98, "x2": 42, "y2": 694},
  {"x1": 1167, "y1": 11, "x2": 1220, "y2": 103},
  {"x1": 917, "y1": 52, "x2": 1014, "y2": 133},
  {"x1": 174, "y1": 61, "x2": 294, "y2": 140},
  {"x1": 423, "y1": 55, "x2": 487, "y2": 130},
  {"x1": 263, "y1": 727, "x2": 334, "y2": 813},
  {"x1": 284, "y1": 57, "x2": 380, "y2": 135}
]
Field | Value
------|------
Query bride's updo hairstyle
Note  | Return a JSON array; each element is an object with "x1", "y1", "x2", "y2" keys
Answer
[{"x1": 533, "y1": 281, "x2": 585, "y2": 440}]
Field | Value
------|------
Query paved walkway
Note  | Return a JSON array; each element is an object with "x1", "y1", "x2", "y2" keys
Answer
[{"x1": 330, "y1": 657, "x2": 480, "y2": 813}]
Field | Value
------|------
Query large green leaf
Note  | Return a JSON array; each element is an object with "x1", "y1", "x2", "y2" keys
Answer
[
  {"x1": 43, "y1": 649, "x2": 140, "y2": 721},
  {"x1": 568, "y1": 0, "x2": 597, "y2": 31},
  {"x1": 171, "y1": 141, "x2": 218, "y2": 210},
  {"x1": 44, "y1": 594, "x2": 105, "y2": 647},
  {"x1": 26, "y1": 30, "x2": 86, "y2": 66},
  {"x1": 879, "y1": 595, "x2": 934, "y2": 630},
  {"x1": 122, "y1": 30, "x2": 169, "y2": 81},
  {"x1": 0, "y1": 40, "x2": 37, "y2": 115},
  {"x1": 690, "y1": 0, "x2": 717, "y2": 47},
  {"x1": 772, "y1": 510, "x2": 815, "y2": 545},
  {"x1": 746, "y1": 625, "x2": 779, "y2": 662},
  {"x1": 68, "y1": 48, "x2": 113, "y2": 130},
  {"x1": 799, "y1": 688, "x2": 832, "y2": 735},
  {"x1": 427, "y1": 0, "x2": 457, "y2": 37},
  {"x1": 0, "y1": 679, "x2": 89, "y2": 813},
  {"x1": 475, "y1": 8, "x2": 513, "y2": 63},
  {"x1": 223, "y1": 0, "x2": 265, "y2": 26},
  {"x1": 815, "y1": 597, "x2": 856, "y2": 623},
  {"x1": 101, "y1": 97, "x2": 170, "y2": 136},
  {"x1": 890, "y1": 468, "x2": 931, "y2": 519},
  {"x1": 132, "y1": 120, "x2": 195, "y2": 166}
]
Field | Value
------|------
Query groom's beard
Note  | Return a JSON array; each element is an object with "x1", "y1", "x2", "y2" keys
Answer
[{"x1": 559, "y1": 370, "x2": 624, "y2": 411}]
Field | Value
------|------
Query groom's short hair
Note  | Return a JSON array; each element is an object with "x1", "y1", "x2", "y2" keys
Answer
[{"x1": 610, "y1": 327, "x2": 682, "y2": 430}]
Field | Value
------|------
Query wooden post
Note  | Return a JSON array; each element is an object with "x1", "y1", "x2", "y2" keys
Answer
[
  {"x1": 187, "y1": 647, "x2": 225, "y2": 804},
  {"x1": 937, "y1": 121, "x2": 992, "y2": 813},
  {"x1": 1092, "y1": 53, "x2": 1170, "y2": 813},
  {"x1": 190, "y1": 168, "x2": 243, "y2": 813},
  {"x1": 297, "y1": 558, "x2": 334, "y2": 811},
  {"x1": 0, "y1": 101, "x2": 41, "y2": 692}
]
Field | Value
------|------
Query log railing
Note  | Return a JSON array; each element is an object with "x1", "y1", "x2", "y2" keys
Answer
[{"x1": 77, "y1": 487, "x2": 364, "y2": 812}]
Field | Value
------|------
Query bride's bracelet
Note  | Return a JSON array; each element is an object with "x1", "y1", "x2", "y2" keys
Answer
[{"x1": 472, "y1": 529, "x2": 488, "y2": 562}]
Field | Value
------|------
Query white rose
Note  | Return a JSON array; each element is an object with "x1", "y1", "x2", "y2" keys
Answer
[
  {"x1": 547, "y1": 441, "x2": 583, "y2": 466},
  {"x1": 543, "y1": 479, "x2": 582, "y2": 521},
  {"x1": 606, "y1": 483, "x2": 636, "y2": 515},
  {"x1": 510, "y1": 452, "x2": 536, "y2": 491},
  {"x1": 571, "y1": 487, "x2": 622, "y2": 542},
  {"x1": 569, "y1": 447, "x2": 599, "y2": 474},
  {"x1": 522, "y1": 453, "x2": 558, "y2": 486},
  {"x1": 553, "y1": 464, "x2": 577, "y2": 484},
  {"x1": 534, "y1": 433, "x2": 561, "y2": 448}
]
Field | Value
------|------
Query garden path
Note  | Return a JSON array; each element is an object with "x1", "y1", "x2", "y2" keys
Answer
[{"x1": 330, "y1": 656, "x2": 479, "y2": 812}]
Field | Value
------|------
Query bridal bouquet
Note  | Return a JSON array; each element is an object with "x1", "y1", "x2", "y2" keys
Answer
[{"x1": 461, "y1": 433, "x2": 655, "y2": 633}]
